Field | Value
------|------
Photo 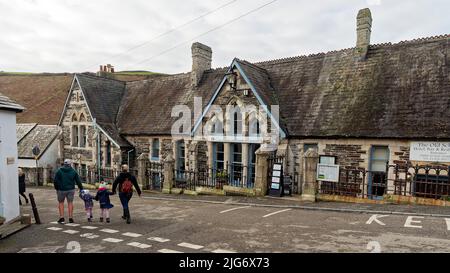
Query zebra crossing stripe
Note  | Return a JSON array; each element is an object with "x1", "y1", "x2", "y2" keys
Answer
[
  {"x1": 80, "y1": 233, "x2": 99, "y2": 239},
  {"x1": 178, "y1": 242, "x2": 204, "y2": 250},
  {"x1": 81, "y1": 226, "x2": 98, "y2": 230},
  {"x1": 212, "y1": 249, "x2": 236, "y2": 253},
  {"x1": 148, "y1": 237, "x2": 170, "y2": 243},
  {"x1": 127, "y1": 242, "x2": 151, "y2": 249},
  {"x1": 63, "y1": 230, "x2": 79, "y2": 234},
  {"x1": 122, "y1": 232, "x2": 142, "y2": 238},
  {"x1": 47, "y1": 227, "x2": 63, "y2": 231},
  {"x1": 100, "y1": 229, "x2": 119, "y2": 234},
  {"x1": 103, "y1": 238, "x2": 123, "y2": 243},
  {"x1": 158, "y1": 249, "x2": 183, "y2": 253},
  {"x1": 65, "y1": 223, "x2": 80, "y2": 227}
]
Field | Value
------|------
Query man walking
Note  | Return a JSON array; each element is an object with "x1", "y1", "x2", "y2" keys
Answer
[
  {"x1": 112, "y1": 164, "x2": 141, "y2": 224},
  {"x1": 54, "y1": 159, "x2": 83, "y2": 224}
]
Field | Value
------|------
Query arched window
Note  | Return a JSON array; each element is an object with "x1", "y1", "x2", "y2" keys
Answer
[
  {"x1": 79, "y1": 125, "x2": 86, "y2": 147},
  {"x1": 151, "y1": 139, "x2": 160, "y2": 161},
  {"x1": 78, "y1": 113, "x2": 87, "y2": 148},
  {"x1": 79, "y1": 113, "x2": 86, "y2": 122},
  {"x1": 249, "y1": 118, "x2": 261, "y2": 137},
  {"x1": 72, "y1": 125, "x2": 79, "y2": 147},
  {"x1": 71, "y1": 113, "x2": 78, "y2": 122},
  {"x1": 233, "y1": 110, "x2": 243, "y2": 136}
]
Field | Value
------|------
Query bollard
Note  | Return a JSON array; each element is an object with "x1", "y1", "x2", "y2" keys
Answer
[{"x1": 28, "y1": 193, "x2": 41, "y2": 224}]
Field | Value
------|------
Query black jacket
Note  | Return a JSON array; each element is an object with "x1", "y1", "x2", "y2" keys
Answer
[
  {"x1": 19, "y1": 174, "x2": 26, "y2": 193},
  {"x1": 112, "y1": 172, "x2": 142, "y2": 195}
]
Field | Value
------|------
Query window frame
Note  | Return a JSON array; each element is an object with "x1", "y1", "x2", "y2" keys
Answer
[{"x1": 151, "y1": 139, "x2": 160, "y2": 161}]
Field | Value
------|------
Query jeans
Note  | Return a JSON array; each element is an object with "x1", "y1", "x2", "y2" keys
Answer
[{"x1": 119, "y1": 192, "x2": 132, "y2": 210}]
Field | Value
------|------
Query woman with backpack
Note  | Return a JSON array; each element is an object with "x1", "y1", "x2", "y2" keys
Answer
[{"x1": 112, "y1": 164, "x2": 141, "y2": 224}]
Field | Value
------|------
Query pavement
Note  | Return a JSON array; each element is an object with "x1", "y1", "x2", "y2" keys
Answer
[{"x1": 1, "y1": 186, "x2": 450, "y2": 253}]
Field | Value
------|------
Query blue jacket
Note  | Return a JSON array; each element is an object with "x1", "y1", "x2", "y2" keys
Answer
[{"x1": 94, "y1": 189, "x2": 114, "y2": 209}]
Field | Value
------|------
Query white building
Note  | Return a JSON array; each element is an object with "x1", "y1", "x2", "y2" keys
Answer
[{"x1": 0, "y1": 93, "x2": 24, "y2": 224}]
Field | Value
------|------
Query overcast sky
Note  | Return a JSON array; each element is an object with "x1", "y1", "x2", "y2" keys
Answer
[{"x1": 0, "y1": 0, "x2": 448, "y2": 74}]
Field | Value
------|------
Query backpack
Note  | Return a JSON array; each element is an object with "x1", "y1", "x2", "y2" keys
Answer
[{"x1": 122, "y1": 177, "x2": 133, "y2": 193}]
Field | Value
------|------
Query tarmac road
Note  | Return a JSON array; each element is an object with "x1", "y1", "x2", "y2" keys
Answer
[{"x1": 1, "y1": 187, "x2": 450, "y2": 253}]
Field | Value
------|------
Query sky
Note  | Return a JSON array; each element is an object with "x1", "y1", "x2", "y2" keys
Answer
[{"x1": 0, "y1": 0, "x2": 448, "y2": 74}]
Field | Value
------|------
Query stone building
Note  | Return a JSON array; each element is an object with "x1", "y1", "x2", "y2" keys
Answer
[{"x1": 57, "y1": 8, "x2": 450, "y2": 201}]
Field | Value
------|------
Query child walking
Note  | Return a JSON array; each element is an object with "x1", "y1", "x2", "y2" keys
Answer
[
  {"x1": 94, "y1": 182, "x2": 114, "y2": 223},
  {"x1": 79, "y1": 189, "x2": 94, "y2": 222}
]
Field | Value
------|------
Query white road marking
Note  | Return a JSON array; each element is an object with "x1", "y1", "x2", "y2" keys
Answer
[
  {"x1": 63, "y1": 229, "x2": 79, "y2": 234},
  {"x1": 158, "y1": 249, "x2": 183, "y2": 253},
  {"x1": 127, "y1": 242, "x2": 152, "y2": 249},
  {"x1": 404, "y1": 216, "x2": 424, "y2": 229},
  {"x1": 100, "y1": 229, "x2": 119, "y2": 234},
  {"x1": 178, "y1": 242, "x2": 204, "y2": 250},
  {"x1": 446, "y1": 218, "x2": 450, "y2": 231},
  {"x1": 148, "y1": 237, "x2": 171, "y2": 243},
  {"x1": 65, "y1": 223, "x2": 80, "y2": 227},
  {"x1": 80, "y1": 233, "x2": 99, "y2": 239},
  {"x1": 262, "y1": 209, "x2": 292, "y2": 218},
  {"x1": 103, "y1": 238, "x2": 123, "y2": 243},
  {"x1": 219, "y1": 206, "x2": 251, "y2": 214},
  {"x1": 81, "y1": 226, "x2": 98, "y2": 230},
  {"x1": 366, "y1": 215, "x2": 389, "y2": 226},
  {"x1": 122, "y1": 232, "x2": 142, "y2": 238},
  {"x1": 212, "y1": 249, "x2": 236, "y2": 253},
  {"x1": 50, "y1": 221, "x2": 58, "y2": 224},
  {"x1": 47, "y1": 227, "x2": 63, "y2": 231}
]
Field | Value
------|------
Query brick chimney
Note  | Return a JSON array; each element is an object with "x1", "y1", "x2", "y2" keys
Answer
[
  {"x1": 356, "y1": 8, "x2": 372, "y2": 60},
  {"x1": 191, "y1": 42, "x2": 212, "y2": 87},
  {"x1": 97, "y1": 64, "x2": 115, "y2": 78}
]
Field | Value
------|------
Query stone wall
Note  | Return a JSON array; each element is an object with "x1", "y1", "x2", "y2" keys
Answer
[{"x1": 322, "y1": 144, "x2": 366, "y2": 170}]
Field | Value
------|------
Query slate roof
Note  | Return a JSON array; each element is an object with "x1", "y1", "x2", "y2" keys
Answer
[
  {"x1": 17, "y1": 124, "x2": 60, "y2": 159},
  {"x1": 76, "y1": 34, "x2": 450, "y2": 140},
  {"x1": 75, "y1": 74, "x2": 131, "y2": 147},
  {"x1": 116, "y1": 69, "x2": 226, "y2": 135},
  {"x1": 254, "y1": 34, "x2": 450, "y2": 138},
  {"x1": 16, "y1": 123, "x2": 37, "y2": 142},
  {"x1": 0, "y1": 73, "x2": 156, "y2": 125},
  {"x1": 0, "y1": 92, "x2": 24, "y2": 112}
]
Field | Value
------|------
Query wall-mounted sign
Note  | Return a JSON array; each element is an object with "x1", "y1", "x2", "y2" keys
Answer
[
  {"x1": 317, "y1": 164, "x2": 339, "y2": 182},
  {"x1": 410, "y1": 142, "x2": 450, "y2": 162},
  {"x1": 6, "y1": 157, "x2": 15, "y2": 165}
]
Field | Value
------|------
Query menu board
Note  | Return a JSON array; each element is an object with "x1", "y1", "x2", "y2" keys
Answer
[{"x1": 269, "y1": 163, "x2": 283, "y2": 196}]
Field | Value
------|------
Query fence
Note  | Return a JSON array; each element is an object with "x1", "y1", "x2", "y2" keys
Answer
[
  {"x1": 75, "y1": 167, "x2": 139, "y2": 185},
  {"x1": 317, "y1": 163, "x2": 450, "y2": 201},
  {"x1": 146, "y1": 161, "x2": 164, "y2": 191},
  {"x1": 174, "y1": 162, "x2": 256, "y2": 191}
]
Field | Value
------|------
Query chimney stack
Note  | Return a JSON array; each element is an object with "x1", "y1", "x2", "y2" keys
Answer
[
  {"x1": 97, "y1": 64, "x2": 115, "y2": 78},
  {"x1": 356, "y1": 8, "x2": 372, "y2": 60},
  {"x1": 191, "y1": 42, "x2": 212, "y2": 87}
]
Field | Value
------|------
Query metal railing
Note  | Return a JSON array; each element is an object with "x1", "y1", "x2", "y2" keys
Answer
[
  {"x1": 146, "y1": 161, "x2": 164, "y2": 191},
  {"x1": 174, "y1": 163, "x2": 256, "y2": 191},
  {"x1": 317, "y1": 163, "x2": 450, "y2": 201}
]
